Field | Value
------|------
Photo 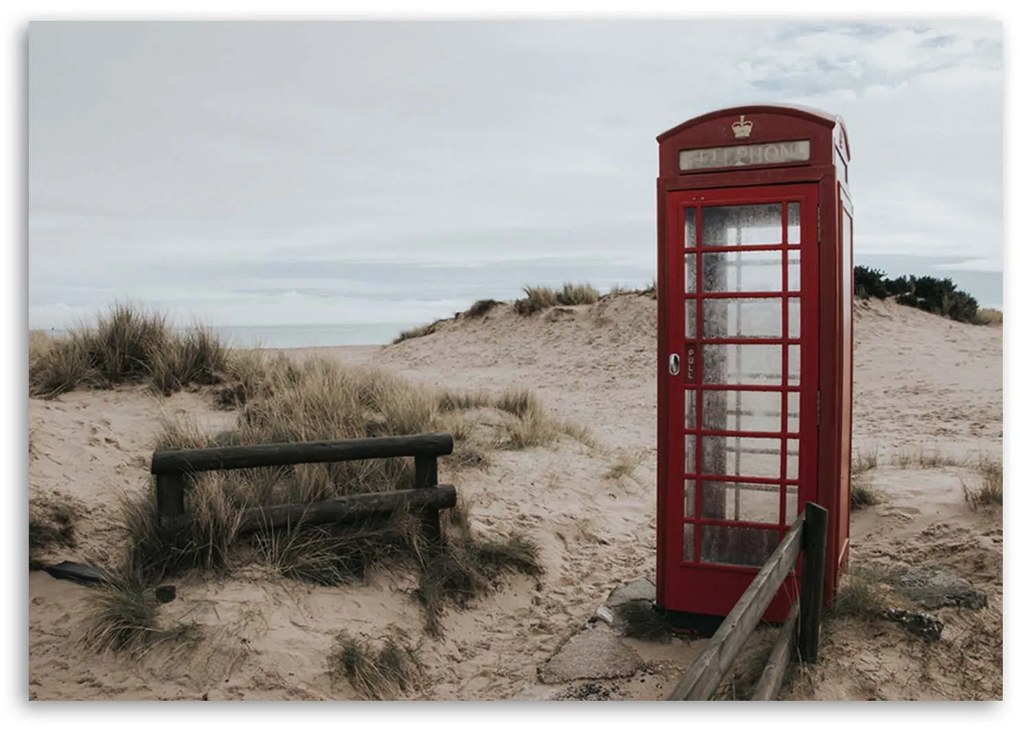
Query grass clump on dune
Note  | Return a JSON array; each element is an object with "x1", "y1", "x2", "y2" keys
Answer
[
  {"x1": 463, "y1": 299, "x2": 500, "y2": 319},
  {"x1": 328, "y1": 631, "x2": 423, "y2": 700},
  {"x1": 963, "y1": 456, "x2": 1003, "y2": 509},
  {"x1": 29, "y1": 304, "x2": 230, "y2": 399},
  {"x1": 79, "y1": 565, "x2": 201, "y2": 656},
  {"x1": 514, "y1": 282, "x2": 602, "y2": 315}
]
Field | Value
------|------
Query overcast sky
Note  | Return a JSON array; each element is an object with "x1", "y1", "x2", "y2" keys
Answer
[{"x1": 27, "y1": 20, "x2": 1003, "y2": 328}]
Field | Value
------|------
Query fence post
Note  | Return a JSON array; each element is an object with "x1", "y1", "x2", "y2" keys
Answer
[
  {"x1": 798, "y1": 502, "x2": 828, "y2": 663},
  {"x1": 155, "y1": 473, "x2": 186, "y2": 527},
  {"x1": 414, "y1": 455, "x2": 442, "y2": 551}
]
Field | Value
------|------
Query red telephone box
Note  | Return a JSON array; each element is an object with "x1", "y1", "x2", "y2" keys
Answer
[{"x1": 655, "y1": 105, "x2": 853, "y2": 628}]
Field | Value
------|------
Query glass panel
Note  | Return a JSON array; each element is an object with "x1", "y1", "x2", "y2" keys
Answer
[
  {"x1": 701, "y1": 435, "x2": 783, "y2": 479},
  {"x1": 685, "y1": 253, "x2": 697, "y2": 294},
  {"x1": 703, "y1": 298, "x2": 783, "y2": 339},
  {"x1": 787, "y1": 251, "x2": 801, "y2": 291},
  {"x1": 784, "y1": 484, "x2": 799, "y2": 524},
  {"x1": 702, "y1": 344, "x2": 783, "y2": 385},
  {"x1": 702, "y1": 204, "x2": 782, "y2": 246},
  {"x1": 702, "y1": 389, "x2": 783, "y2": 433},
  {"x1": 702, "y1": 250, "x2": 784, "y2": 293},
  {"x1": 788, "y1": 345, "x2": 801, "y2": 385},
  {"x1": 685, "y1": 434, "x2": 698, "y2": 473},
  {"x1": 701, "y1": 526, "x2": 779, "y2": 567},
  {"x1": 684, "y1": 390, "x2": 697, "y2": 429},
  {"x1": 699, "y1": 480, "x2": 781, "y2": 523},
  {"x1": 684, "y1": 479, "x2": 697, "y2": 517},
  {"x1": 786, "y1": 439, "x2": 800, "y2": 480},
  {"x1": 683, "y1": 523, "x2": 695, "y2": 561},
  {"x1": 788, "y1": 203, "x2": 801, "y2": 244},
  {"x1": 788, "y1": 298, "x2": 801, "y2": 339},
  {"x1": 686, "y1": 300, "x2": 697, "y2": 337},
  {"x1": 684, "y1": 208, "x2": 697, "y2": 248},
  {"x1": 785, "y1": 393, "x2": 800, "y2": 434}
]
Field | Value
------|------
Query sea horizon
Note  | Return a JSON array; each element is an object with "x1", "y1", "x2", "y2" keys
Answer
[{"x1": 32, "y1": 322, "x2": 421, "y2": 350}]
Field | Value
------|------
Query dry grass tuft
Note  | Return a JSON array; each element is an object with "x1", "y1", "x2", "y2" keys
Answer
[
  {"x1": 328, "y1": 631, "x2": 423, "y2": 700},
  {"x1": 513, "y1": 283, "x2": 602, "y2": 315},
  {"x1": 892, "y1": 447, "x2": 972, "y2": 469},
  {"x1": 392, "y1": 321, "x2": 442, "y2": 344},
  {"x1": 514, "y1": 286, "x2": 558, "y2": 316},
  {"x1": 463, "y1": 299, "x2": 501, "y2": 318},
  {"x1": 80, "y1": 567, "x2": 201, "y2": 656},
  {"x1": 973, "y1": 308, "x2": 1003, "y2": 326},
  {"x1": 829, "y1": 566, "x2": 891, "y2": 619},
  {"x1": 962, "y1": 456, "x2": 1003, "y2": 509},
  {"x1": 850, "y1": 449, "x2": 879, "y2": 475},
  {"x1": 850, "y1": 475, "x2": 881, "y2": 510},
  {"x1": 556, "y1": 282, "x2": 600, "y2": 306},
  {"x1": 29, "y1": 304, "x2": 230, "y2": 399},
  {"x1": 604, "y1": 450, "x2": 642, "y2": 481},
  {"x1": 417, "y1": 511, "x2": 542, "y2": 637}
]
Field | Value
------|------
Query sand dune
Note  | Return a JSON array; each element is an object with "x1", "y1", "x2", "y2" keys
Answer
[{"x1": 28, "y1": 294, "x2": 1002, "y2": 700}]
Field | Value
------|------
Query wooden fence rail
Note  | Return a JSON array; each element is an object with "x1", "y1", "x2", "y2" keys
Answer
[
  {"x1": 668, "y1": 502, "x2": 829, "y2": 701},
  {"x1": 150, "y1": 432, "x2": 456, "y2": 546}
]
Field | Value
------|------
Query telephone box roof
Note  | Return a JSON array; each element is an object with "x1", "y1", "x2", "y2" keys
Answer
[{"x1": 657, "y1": 103, "x2": 850, "y2": 161}]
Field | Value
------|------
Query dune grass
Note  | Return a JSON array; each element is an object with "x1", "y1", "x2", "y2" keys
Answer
[
  {"x1": 29, "y1": 304, "x2": 231, "y2": 399},
  {"x1": 604, "y1": 450, "x2": 642, "y2": 481},
  {"x1": 79, "y1": 566, "x2": 201, "y2": 656},
  {"x1": 828, "y1": 566, "x2": 891, "y2": 619},
  {"x1": 850, "y1": 476, "x2": 881, "y2": 510},
  {"x1": 962, "y1": 456, "x2": 1003, "y2": 509},
  {"x1": 513, "y1": 282, "x2": 602, "y2": 316},
  {"x1": 328, "y1": 631, "x2": 423, "y2": 699},
  {"x1": 973, "y1": 308, "x2": 1003, "y2": 326},
  {"x1": 463, "y1": 299, "x2": 500, "y2": 319}
]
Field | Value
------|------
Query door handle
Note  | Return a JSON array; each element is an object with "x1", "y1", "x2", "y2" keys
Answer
[{"x1": 668, "y1": 353, "x2": 681, "y2": 376}]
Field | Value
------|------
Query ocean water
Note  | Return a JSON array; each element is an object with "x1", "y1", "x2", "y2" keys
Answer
[
  {"x1": 206, "y1": 323, "x2": 419, "y2": 349},
  {"x1": 37, "y1": 322, "x2": 420, "y2": 350}
]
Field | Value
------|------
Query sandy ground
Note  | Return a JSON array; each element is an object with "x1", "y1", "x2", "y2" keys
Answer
[{"x1": 27, "y1": 295, "x2": 1002, "y2": 700}]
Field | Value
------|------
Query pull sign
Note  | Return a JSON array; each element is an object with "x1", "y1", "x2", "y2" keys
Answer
[{"x1": 684, "y1": 342, "x2": 699, "y2": 383}]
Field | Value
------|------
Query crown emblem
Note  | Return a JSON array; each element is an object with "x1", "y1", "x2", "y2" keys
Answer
[{"x1": 731, "y1": 115, "x2": 753, "y2": 139}]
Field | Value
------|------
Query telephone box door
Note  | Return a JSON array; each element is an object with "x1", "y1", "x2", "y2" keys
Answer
[{"x1": 664, "y1": 183, "x2": 819, "y2": 622}]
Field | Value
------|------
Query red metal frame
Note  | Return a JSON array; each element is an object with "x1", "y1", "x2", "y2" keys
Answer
[{"x1": 656, "y1": 105, "x2": 853, "y2": 625}]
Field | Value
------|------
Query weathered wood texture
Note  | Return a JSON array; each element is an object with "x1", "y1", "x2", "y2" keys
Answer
[
  {"x1": 415, "y1": 454, "x2": 442, "y2": 549},
  {"x1": 151, "y1": 433, "x2": 454, "y2": 475},
  {"x1": 155, "y1": 473, "x2": 186, "y2": 525},
  {"x1": 238, "y1": 484, "x2": 457, "y2": 533},
  {"x1": 798, "y1": 502, "x2": 829, "y2": 663},
  {"x1": 668, "y1": 514, "x2": 805, "y2": 701},
  {"x1": 751, "y1": 599, "x2": 800, "y2": 701}
]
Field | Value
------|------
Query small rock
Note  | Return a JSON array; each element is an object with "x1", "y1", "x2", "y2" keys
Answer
[{"x1": 605, "y1": 577, "x2": 656, "y2": 609}]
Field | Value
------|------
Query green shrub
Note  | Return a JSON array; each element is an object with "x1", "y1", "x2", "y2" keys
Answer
[{"x1": 852, "y1": 268, "x2": 983, "y2": 323}]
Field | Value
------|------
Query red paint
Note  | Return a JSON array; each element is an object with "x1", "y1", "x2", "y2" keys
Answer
[{"x1": 656, "y1": 105, "x2": 853, "y2": 624}]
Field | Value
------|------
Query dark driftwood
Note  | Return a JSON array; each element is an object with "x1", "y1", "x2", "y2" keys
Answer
[
  {"x1": 151, "y1": 433, "x2": 454, "y2": 475},
  {"x1": 798, "y1": 502, "x2": 829, "y2": 663},
  {"x1": 751, "y1": 599, "x2": 800, "y2": 701},
  {"x1": 668, "y1": 514, "x2": 805, "y2": 701},
  {"x1": 238, "y1": 485, "x2": 457, "y2": 533}
]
